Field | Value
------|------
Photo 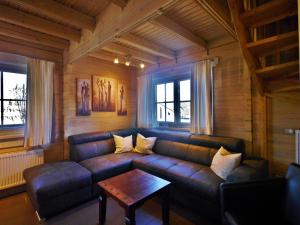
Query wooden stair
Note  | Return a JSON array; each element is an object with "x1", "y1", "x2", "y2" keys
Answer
[
  {"x1": 265, "y1": 77, "x2": 300, "y2": 93},
  {"x1": 228, "y1": 0, "x2": 299, "y2": 95},
  {"x1": 240, "y1": 0, "x2": 297, "y2": 27},
  {"x1": 246, "y1": 31, "x2": 298, "y2": 56}
]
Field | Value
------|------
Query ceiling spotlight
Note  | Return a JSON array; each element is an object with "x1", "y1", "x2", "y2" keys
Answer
[
  {"x1": 114, "y1": 57, "x2": 119, "y2": 64},
  {"x1": 125, "y1": 55, "x2": 131, "y2": 66},
  {"x1": 140, "y1": 63, "x2": 145, "y2": 69}
]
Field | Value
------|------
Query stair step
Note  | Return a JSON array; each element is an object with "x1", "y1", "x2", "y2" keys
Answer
[
  {"x1": 246, "y1": 31, "x2": 298, "y2": 55},
  {"x1": 274, "y1": 84, "x2": 300, "y2": 93},
  {"x1": 241, "y1": 0, "x2": 297, "y2": 27},
  {"x1": 265, "y1": 78, "x2": 300, "y2": 93},
  {"x1": 256, "y1": 60, "x2": 299, "y2": 79}
]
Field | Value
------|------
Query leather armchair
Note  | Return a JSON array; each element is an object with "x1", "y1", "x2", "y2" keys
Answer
[{"x1": 220, "y1": 163, "x2": 300, "y2": 225}]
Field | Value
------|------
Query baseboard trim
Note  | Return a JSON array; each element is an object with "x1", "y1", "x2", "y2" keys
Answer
[{"x1": 0, "y1": 184, "x2": 26, "y2": 199}]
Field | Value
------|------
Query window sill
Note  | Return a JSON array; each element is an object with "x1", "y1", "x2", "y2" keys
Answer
[{"x1": 0, "y1": 146, "x2": 30, "y2": 154}]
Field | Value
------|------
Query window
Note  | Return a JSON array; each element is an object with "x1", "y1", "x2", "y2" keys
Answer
[
  {"x1": 0, "y1": 67, "x2": 27, "y2": 128},
  {"x1": 155, "y1": 78, "x2": 191, "y2": 127}
]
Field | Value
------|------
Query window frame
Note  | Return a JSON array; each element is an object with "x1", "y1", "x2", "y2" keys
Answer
[
  {"x1": 0, "y1": 64, "x2": 27, "y2": 129},
  {"x1": 154, "y1": 74, "x2": 191, "y2": 128}
]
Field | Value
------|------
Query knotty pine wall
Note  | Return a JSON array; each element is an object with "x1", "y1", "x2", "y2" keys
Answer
[
  {"x1": 213, "y1": 45, "x2": 253, "y2": 153},
  {"x1": 63, "y1": 56, "x2": 138, "y2": 159},
  {"x1": 149, "y1": 41, "x2": 300, "y2": 176}
]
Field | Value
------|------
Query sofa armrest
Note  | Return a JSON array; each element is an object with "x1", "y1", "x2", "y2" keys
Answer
[
  {"x1": 224, "y1": 211, "x2": 239, "y2": 225},
  {"x1": 220, "y1": 178, "x2": 286, "y2": 225},
  {"x1": 226, "y1": 159, "x2": 268, "y2": 183}
]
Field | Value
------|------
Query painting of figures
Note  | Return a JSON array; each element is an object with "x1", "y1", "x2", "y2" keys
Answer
[
  {"x1": 92, "y1": 76, "x2": 116, "y2": 111},
  {"x1": 117, "y1": 83, "x2": 127, "y2": 116},
  {"x1": 76, "y1": 79, "x2": 91, "y2": 116}
]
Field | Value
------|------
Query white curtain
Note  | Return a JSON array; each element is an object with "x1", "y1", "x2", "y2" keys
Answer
[
  {"x1": 24, "y1": 59, "x2": 54, "y2": 147},
  {"x1": 137, "y1": 74, "x2": 154, "y2": 128},
  {"x1": 191, "y1": 60, "x2": 214, "y2": 135}
]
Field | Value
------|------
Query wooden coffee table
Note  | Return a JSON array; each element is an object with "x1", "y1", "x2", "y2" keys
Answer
[{"x1": 97, "y1": 169, "x2": 171, "y2": 225}]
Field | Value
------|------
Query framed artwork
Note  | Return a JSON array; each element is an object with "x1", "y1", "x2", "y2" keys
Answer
[
  {"x1": 76, "y1": 78, "x2": 91, "y2": 116},
  {"x1": 117, "y1": 83, "x2": 127, "y2": 116},
  {"x1": 92, "y1": 76, "x2": 116, "y2": 112}
]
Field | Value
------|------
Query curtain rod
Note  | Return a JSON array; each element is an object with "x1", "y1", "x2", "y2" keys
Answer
[{"x1": 146, "y1": 57, "x2": 219, "y2": 74}]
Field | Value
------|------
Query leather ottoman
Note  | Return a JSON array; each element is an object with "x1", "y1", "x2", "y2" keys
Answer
[{"x1": 23, "y1": 161, "x2": 92, "y2": 219}]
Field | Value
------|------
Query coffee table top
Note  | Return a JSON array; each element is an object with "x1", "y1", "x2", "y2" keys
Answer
[{"x1": 97, "y1": 169, "x2": 170, "y2": 207}]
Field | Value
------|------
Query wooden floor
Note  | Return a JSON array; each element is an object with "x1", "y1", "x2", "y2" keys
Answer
[{"x1": 0, "y1": 192, "x2": 219, "y2": 225}]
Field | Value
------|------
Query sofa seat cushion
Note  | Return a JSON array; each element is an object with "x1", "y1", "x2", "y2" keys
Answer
[
  {"x1": 133, "y1": 154, "x2": 224, "y2": 201},
  {"x1": 80, "y1": 152, "x2": 144, "y2": 182},
  {"x1": 23, "y1": 161, "x2": 92, "y2": 202}
]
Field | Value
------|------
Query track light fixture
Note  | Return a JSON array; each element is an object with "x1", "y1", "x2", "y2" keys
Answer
[{"x1": 125, "y1": 55, "x2": 131, "y2": 66}]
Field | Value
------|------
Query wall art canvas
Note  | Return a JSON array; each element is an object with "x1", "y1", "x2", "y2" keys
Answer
[
  {"x1": 76, "y1": 78, "x2": 91, "y2": 116},
  {"x1": 92, "y1": 76, "x2": 116, "y2": 111},
  {"x1": 117, "y1": 83, "x2": 127, "y2": 116}
]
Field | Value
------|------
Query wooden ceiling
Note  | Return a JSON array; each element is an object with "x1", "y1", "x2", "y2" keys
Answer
[
  {"x1": 0, "y1": 0, "x2": 298, "y2": 95},
  {"x1": 0, "y1": 0, "x2": 234, "y2": 65}
]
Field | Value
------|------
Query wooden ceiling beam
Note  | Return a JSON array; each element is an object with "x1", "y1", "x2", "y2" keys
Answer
[
  {"x1": 227, "y1": 0, "x2": 264, "y2": 95},
  {"x1": 0, "y1": 21, "x2": 69, "y2": 50},
  {"x1": 0, "y1": 37, "x2": 62, "y2": 63},
  {"x1": 117, "y1": 34, "x2": 175, "y2": 59},
  {"x1": 103, "y1": 43, "x2": 157, "y2": 64},
  {"x1": 90, "y1": 50, "x2": 145, "y2": 68},
  {"x1": 241, "y1": 0, "x2": 297, "y2": 27},
  {"x1": 65, "y1": 0, "x2": 177, "y2": 64},
  {"x1": 4, "y1": 0, "x2": 95, "y2": 30},
  {"x1": 110, "y1": 0, "x2": 128, "y2": 8},
  {"x1": 194, "y1": 0, "x2": 236, "y2": 39},
  {"x1": 151, "y1": 15, "x2": 207, "y2": 49},
  {"x1": 0, "y1": 4, "x2": 81, "y2": 41}
]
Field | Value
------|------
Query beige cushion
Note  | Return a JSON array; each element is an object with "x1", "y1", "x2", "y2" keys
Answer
[
  {"x1": 133, "y1": 133, "x2": 157, "y2": 154},
  {"x1": 210, "y1": 147, "x2": 241, "y2": 180},
  {"x1": 113, "y1": 135, "x2": 133, "y2": 154}
]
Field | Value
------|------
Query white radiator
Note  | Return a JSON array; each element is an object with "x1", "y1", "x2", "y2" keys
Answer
[
  {"x1": 0, "y1": 149, "x2": 44, "y2": 190},
  {"x1": 296, "y1": 130, "x2": 300, "y2": 164}
]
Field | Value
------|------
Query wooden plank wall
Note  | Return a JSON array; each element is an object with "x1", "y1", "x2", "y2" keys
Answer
[
  {"x1": 63, "y1": 56, "x2": 138, "y2": 159},
  {"x1": 266, "y1": 93, "x2": 300, "y2": 175},
  {"x1": 213, "y1": 44, "x2": 253, "y2": 154}
]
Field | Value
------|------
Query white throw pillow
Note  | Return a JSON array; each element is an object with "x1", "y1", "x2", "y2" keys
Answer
[
  {"x1": 113, "y1": 135, "x2": 133, "y2": 154},
  {"x1": 210, "y1": 147, "x2": 241, "y2": 180},
  {"x1": 133, "y1": 133, "x2": 157, "y2": 154}
]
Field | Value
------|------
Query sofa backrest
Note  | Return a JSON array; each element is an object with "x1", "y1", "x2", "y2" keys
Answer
[
  {"x1": 68, "y1": 128, "x2": 244, "y2": 165},
  {"x1": 68, "y1": 128, "x2": 138, "y2": 162},
  {"x1": 140, "y1": 129, "x2": 243, "y2": 166}
]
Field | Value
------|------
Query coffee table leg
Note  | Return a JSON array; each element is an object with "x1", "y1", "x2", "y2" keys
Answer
[
  {"x1": 125, "y1": 207, "x2": 136, "y2": 225},
  {"x1": 162, "y1": 188, "x2": 170, "y2": 225},
  {"x1": 99, "y1": 190, "x2": 107, "y2": 225}
]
